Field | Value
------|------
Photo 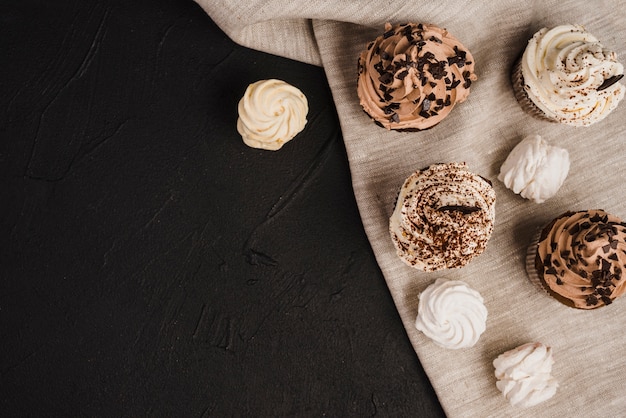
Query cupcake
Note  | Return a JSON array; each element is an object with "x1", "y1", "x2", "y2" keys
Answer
[
  {"x1": 415, "y1": 278, "x2": 487, "y2": 349},
  {"x1": 389, "y1": 162, "x2": 496, "y2": 271},
  {"x1": 493, "y1": 342, "x2": 558, "y2": 408},
  {"x1": 511, "y1": 24, "x2": 624, "y2": 126},
  {"x1": 237, "y1": 79, "x2": 308, "y2": 150},
  {"x1": 498, "y1": 134, "x2": 570, "y2": 203},
  {"x1": 526, "y1": 209, "x2": 626, "y2": 309},
  {"x1": 357, "y1": 22, "x2": 477, "y2": 131}
]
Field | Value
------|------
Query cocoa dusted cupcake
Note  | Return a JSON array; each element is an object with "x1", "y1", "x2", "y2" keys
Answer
[
  {"x1": 526, "y1": 210, "x2": 626, "y2": 309},
  {"x1": 389, "y1": 163, "x2": 496, "y2": 271},
  {"x1": 357, "y1": 22, "x2": 477, "y2": 131},
  {"x1": 511, "y1": 24, "x2": 624, "y2": 126}
]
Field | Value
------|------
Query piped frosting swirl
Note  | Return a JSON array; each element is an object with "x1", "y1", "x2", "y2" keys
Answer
[
  {"x1": 357, "y1": 22, "x2": 477, "y2": 130},
  {"x1": 415, "y1": 278, "x2": 487, "y2": 349},
  {"x1": 520, "y1": 24, "x2": 624, "y2": 126},
  {"x1": 535, "y1": 209, "x2": 626, "y2": 309},
  {"x1": 237, "y1": 79, "x2": 308, "y2": 150},
  {"x1": 493, "y1": 342, "x2": 558, "y2": 408},
  {"x1": 389, "y1": 163, "x2": 496, "y2": 271}
]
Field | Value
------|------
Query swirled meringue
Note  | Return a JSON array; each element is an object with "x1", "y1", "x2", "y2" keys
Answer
[
  {"x1": 389, "y1": 163, "x2": 496, "y2": 271},
  {"x1": 498, "y1": 135, "x2": 570, "y2": 203},
  {"x1": 518, "y1": 24, "x2": 624, "y2": 126},
  {"x1": 493, "y1": 342, "x2": 558, "y2": 408},
  {"x1": 357, "y1": 22, "x2": 477, "y2": 130},
  {"x1": 237, "y1": 79, "x2": 308, "y2": 150},
  {"x1": 414, "y1": 278, "x2": 487, "y2": 349}
]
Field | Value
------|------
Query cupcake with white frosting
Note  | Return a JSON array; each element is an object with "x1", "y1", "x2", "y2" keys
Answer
[
  {"x1": 512, "y1": 24, "x2": 624, "y2": 126},
  {"x1": 415, "y1": 278, "x2": 487, "y2": 349},
  {"x1": 237, "y1": 79, "x2": 308, "y2": 150},
  {"x1": 389, "y1": 162, "x2": 496, "y2": 271},
  {"x1": 493, "y1": 342, "x2": 558, "y2": 408},
  {"x1": 498, "y1": 134, "x2": 570, "y2": 203}
]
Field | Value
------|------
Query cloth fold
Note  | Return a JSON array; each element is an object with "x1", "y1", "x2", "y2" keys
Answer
[{"x1": 197, "y1": 1, "x2": 626, "y2": 416}]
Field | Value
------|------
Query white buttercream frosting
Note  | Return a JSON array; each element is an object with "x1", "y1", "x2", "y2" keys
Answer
[
  {"x1": 237, "y1": 79, "x2": 308, "y2": 150},
  {"x1": 498, "y1": 135, "x2": 570, "y2": 203},
  {"x1": 521, "y1": 24, "x2": 624, "y2": 126},
  {"x1": 415, "y1": 278, "x2": 487, "y2": 349},
  {"x1": 493, "y1": 342, "x2": 558, "y2": 408},
  {"x1": 389, "y1": 163, "x2": 496, "y2": 271}
]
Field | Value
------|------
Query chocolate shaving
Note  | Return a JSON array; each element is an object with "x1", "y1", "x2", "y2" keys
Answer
[
  {"x1": 597, "y1": 74, "x2": 624, "y2": 91},
  {"x1": 436, "y1": 205, "x2": 481, "y2": 214},
  {"x1": 379, "y1": 72, "x2": 394, "y2": 85},
  {"x1": 601, "y1": 295, "x2": 613, "y2": 305},
  {"x1": 545, "y1": 267, "x2": 558, "y2": 276},
  {"x1": 590, "y1": 213, "x2": 603, "y2": 222},
  {"x1": 586, "y1": 294, "x2": 599, "y2": 306},
  {"x1": 396, "y1": 70, "x2": 409, "y2": 80},
  {"x1": 569, "y1": 224, "x2": 581, "y2": 235}
]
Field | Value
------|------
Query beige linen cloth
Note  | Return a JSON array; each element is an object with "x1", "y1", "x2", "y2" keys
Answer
[{"x1": 197, "y1": 1, "x2": 626, "y2": 416}]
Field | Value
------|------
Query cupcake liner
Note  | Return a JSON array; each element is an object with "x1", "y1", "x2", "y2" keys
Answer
[
  {"x1": 510, "y1": 58, "x2": 557, "y2": 123},
  {"x1": 525, "y1": 229, "x2": 550, "y2": 296}
]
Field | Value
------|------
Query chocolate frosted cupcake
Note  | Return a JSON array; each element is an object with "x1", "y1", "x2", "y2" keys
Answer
[
  {"x1": 526, "y1": 210, "x2": 626, "y2": 309},
  {"x1": 389, "y1": 163, "x2": 495, "y2": 271},
  {"x1": 357, "y1": 22, "x2": 477, "y2": 131},
  {"x1": 512, "y1": 24, "x2": 624, "y2": 126}
]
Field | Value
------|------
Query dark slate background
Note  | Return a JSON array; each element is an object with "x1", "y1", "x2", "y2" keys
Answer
[{"x1": 0, "y1": 0, "x2": 445, "y2": 416}]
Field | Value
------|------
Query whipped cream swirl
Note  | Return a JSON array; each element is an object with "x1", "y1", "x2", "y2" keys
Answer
[
  {"x1": 237, "y1": 79, "x2": 308, "y2": 150},
  {"x1": 493, "y1": 342, "x2": 558, "y2": 408},
  {"x1": 498, "y1": 134, "x2": 570, "y2": 203},
  {"x1": 389, "y1": 163, "x2": 496, "y2": 271},
  {"x1": 415, "y1": 278, "x2": 487, "y2": 349},
  {"x1": 521, "y1": 24, "x2": 624, "y2": 126},
  {"x1": 357, "y1": 22, "x2": 477, "y2": 130}
]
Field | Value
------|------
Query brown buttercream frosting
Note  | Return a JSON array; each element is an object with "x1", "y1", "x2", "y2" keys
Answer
[
  {"x1": 357, "y1": 22, "x2": 477, "y2": 131},
  {"x1": 534, "y1": 210, "x2": 626, "y2": 309}
]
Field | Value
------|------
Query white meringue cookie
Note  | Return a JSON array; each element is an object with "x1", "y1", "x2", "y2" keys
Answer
[
  {"x1": 237, "y1": 79, "x2": 308, "y2": 150},
  {"x1": 415, "y1": 278, "x2": 487, "y2": 349},
  {"x1": 498, "y1": 135, "x2": 569, "y2": 203},
  {"x1": 493, "y1": 342, "x2": 558, "y2": 408}
]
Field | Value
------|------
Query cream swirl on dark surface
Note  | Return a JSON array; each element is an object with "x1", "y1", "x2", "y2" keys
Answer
[
  {"x1": 521, "y1": 24, "x2": 624, "y2": 126},
  {"x1": 389, "y1": 163, "x2": 496, "y2": 271},
  {"x1": 536, "y1": 210, "x2": 626, "y2": 309},
  {"x1": 357, "y1": 22, "x2": 477, "y2": 130}
]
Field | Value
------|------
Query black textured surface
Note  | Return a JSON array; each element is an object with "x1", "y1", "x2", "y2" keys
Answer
[{"x1": 0, "y1": 1, "x2": 445, "y2": 416}]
